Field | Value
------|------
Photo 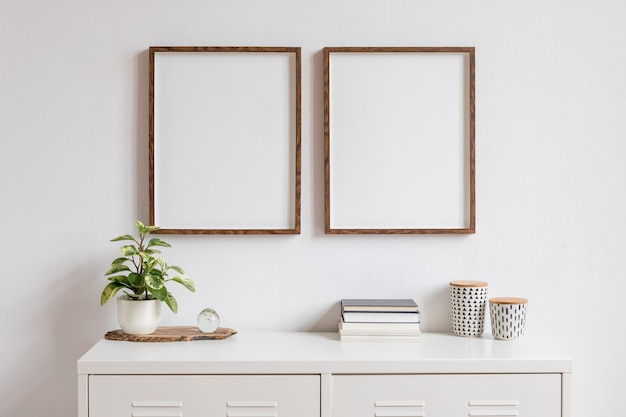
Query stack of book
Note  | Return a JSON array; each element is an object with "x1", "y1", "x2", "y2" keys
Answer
[{"x1": 338, "y1": 299, "x2": 421, "y2": 342}]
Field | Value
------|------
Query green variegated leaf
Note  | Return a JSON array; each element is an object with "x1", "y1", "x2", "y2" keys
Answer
[
  {"x1": 127, "y1": 272, "x2": 143, "y2": 288},
  {"x1": 169, "y1": 275, "x2": 196, "y2": 292},
  {"x1": 164, "y1": 292, "x2": 178, "y2": 313},
  {"x1": 110, "y1": 234, "x2": 137, "y2": 243},
  {"x1": 139, "y1": 252, "x2": 157, "y2": 264},
  {"x1": 100, "y1": 282, "x2": 127, "y2": 305},
  {"x1": 147, "y1": 285, "x2": 167, "y2": 301},
  {"x1": 142, "y1": 258, "x2": 157, "y2": 274},
  {"x1": 136, "y1": 220, "x2": 160, "y2": 234},
  {"x1": 107, "y1": 275, "x2": 129, "y2": 283},
  {"x1": 169, "y1": 265, "x2": 185, "y2": 275},
  {"x1": 145, "y1": 273, "x2": 164, "y2": 290},
  {"x1": 104, "y1": 263, "x2": 131, "y2": 276},
  {"x1": 120, "y1": 245, "x2": 139, "y2": 256},
  {"x1": 111, "y1": 257, "x2": 130, "y2": 266},
  {"x1": 147, "y1": 238, "x2": 171, "y2": 249}
]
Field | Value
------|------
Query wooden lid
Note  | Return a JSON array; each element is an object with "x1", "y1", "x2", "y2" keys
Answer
[
  {"x1": 489, "y1": 297, "x2": 528, "y2": 305},
  {"x1": 449, "y1": 280, "x2": 488, "y2": 288}
]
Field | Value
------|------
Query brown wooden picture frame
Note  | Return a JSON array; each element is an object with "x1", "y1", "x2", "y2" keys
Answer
[
  {"x1": 324, "y1": 47, "x2": 475, "y2": 234},
  {"x1": 149, "y1": 46, "x2": 301, "y2": 234}
]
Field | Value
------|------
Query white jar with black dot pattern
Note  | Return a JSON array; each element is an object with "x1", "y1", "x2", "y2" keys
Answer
[{"x1": 489, "y1": 297, "x2": 528, "y2": 340}]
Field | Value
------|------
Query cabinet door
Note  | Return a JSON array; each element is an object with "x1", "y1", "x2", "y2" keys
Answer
[
  {"x1": 89, "y1": 375, "x2": 319, "y2": 417},
  {"x1": 332, "y1": 374, "x2": 561, "y2": 417}
]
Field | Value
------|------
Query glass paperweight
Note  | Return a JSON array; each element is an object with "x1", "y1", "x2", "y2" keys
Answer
[{"x1": 197, "y1": 308, "x2": 220, "y2": 333}]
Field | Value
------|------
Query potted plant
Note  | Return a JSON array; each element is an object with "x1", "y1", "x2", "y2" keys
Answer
[{"x1": 100, "y1": 220, "x2": 195, "y2": 334}]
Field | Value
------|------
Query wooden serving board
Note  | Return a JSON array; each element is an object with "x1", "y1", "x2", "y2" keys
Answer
[{"x1": 105, "y1": 326, "x2": 237, "y2": 342}]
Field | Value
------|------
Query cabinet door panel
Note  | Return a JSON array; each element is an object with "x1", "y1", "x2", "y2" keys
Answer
[
  {"x1": 89, "y1": 375, "x2": 319, "y2": 417},
  {"x1": 331, "y1": 374, "x2": 561, "y2": 417}
]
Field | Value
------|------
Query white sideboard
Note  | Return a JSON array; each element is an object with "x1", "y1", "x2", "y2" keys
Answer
[{"x1": 77, "y1": 332, "x2": 572, "y2": 417}]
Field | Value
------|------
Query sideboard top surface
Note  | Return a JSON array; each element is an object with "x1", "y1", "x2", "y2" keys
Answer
[{"x1": 77, "y1": 332, "x2": 572, "y2": 375}]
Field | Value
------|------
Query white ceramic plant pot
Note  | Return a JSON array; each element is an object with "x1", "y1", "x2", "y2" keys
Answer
[{"x1": 117, "y1": 295, "x2": 162, "y2": 335}]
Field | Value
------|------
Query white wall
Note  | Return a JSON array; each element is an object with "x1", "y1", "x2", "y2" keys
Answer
[{"x1": 1, "y1": 0, "x2": 625, "y2": 415}]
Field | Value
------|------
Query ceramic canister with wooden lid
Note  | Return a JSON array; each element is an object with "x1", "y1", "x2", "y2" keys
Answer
[
  {"x1": 489, "y1": 297, "x2": 528, "y2": 340},
  {"x1": 449, "y1": 280, "x2": 488, "y2": 336}
]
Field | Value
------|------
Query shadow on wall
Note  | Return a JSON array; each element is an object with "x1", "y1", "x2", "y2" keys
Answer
[
  {"x1": 1, "y1": 262, "x2": 109, "y2": 417},
  {"x1": 135, "y1": 49, "x2": 150, "y2": 222},
  {"x1": 304, "y1": 300, "x2": 342, "y2": 332},
  {"x1": 421, "y1": 285, "x2": 453, "y2": 332}
]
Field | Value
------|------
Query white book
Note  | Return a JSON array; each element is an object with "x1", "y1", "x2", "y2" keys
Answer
[
  {"x1": 339, "y1": 329, "x2": 421, "y2": 337},
  {"x1": 342, "y1": 311, "x2": 420, "y2": 323},
  {"x1": 338, "y1": 321, "x2": 421, "y2": 335},
  {"x1": 339, "y1": 333, "x2": 421, "y2": 342}
]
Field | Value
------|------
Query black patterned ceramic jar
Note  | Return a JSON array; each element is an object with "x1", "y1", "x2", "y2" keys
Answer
[
  {"x1": 489, "y1": 297, "x2": 528, "y2": 340},
  {"x1": 449, "y1": 280, "x2": 488, "y2": 336}
]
